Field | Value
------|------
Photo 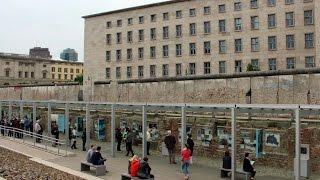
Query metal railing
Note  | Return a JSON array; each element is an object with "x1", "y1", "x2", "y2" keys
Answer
[{"x1": 0, "y1": 125, "x2": 67, "y2": 156}]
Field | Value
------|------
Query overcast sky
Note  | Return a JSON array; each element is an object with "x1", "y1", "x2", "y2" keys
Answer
[{"x1": 0, "y1": 0, "x2": 164, "y2": 61}]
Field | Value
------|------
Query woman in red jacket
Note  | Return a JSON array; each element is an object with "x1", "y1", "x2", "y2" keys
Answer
[
  {"x1": 181, "y1": 144, "x2": 191, "y2": 180},
  {"x1": 130, "y1": 155, "x2": 141, "y2": 177}
]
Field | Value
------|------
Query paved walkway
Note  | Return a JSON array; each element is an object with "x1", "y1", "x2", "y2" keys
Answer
[{"x1": 1, "y1": 135, "x2": 319, "y2": 180}]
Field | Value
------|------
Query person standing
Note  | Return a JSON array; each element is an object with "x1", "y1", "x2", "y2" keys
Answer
[
  {"x1": 35, "y1": 120, "x2": 42, "y2": 143},
  {"x1": 82, "y1": 129, "x2": 86, "y2": 151},
  {"x1": 116, "y1": 128, "x2": 123, "y2": 151},
  {"x1": 164, "y1": 130, "x2": 177, "y2": 164},
  {"x1": 126, "y1": 128, "x2": 134, "y2": 157},
  {"x1": 187, "y1": 134, "x2": 194, "y2": 164},
  {"x1": 51, "y1": 121, "x2": 59, "y2": 146},
  {"x1": 147, "y1": 128, "x2": 151, "y2": 155},
  {"x1": 181, "y1": 144, "x2": 191, "y2": 180},
  {"x1": 243, "y1": 152, "x2": 256, "y2": 180},
  {"x1": 71, "y1": 127, "x2": 77, "y2": 149}
]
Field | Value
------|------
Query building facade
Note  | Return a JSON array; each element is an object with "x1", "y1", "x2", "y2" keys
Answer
[
  {"x1": 83, "y1": 0, "x2": 320, "y2": 82},
  {"x1": 0, "y1": 53, "x2": 83, "y2": 86},
  {"x1": 60, "y1": 48, "x2": 78, "y2": 62},
  {"x1": 29, "y1": 47, "x2": 52, "y2": 59}
]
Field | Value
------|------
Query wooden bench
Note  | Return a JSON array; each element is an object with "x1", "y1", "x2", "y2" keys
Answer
[
  {"x1": 81, "y1": 162, "x2": 106, "y2": 176},
  {"x1": 121, "y1": 173, "x2": 154, "y2": 180},
  {"x1": 219, "y1": 168, "x2": 250, "y2": 180}
]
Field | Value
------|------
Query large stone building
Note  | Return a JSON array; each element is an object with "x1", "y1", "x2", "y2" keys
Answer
[
  {"x1": 60, "y1": 48, "x2": 78, "y2": 62},
  {"x1": 83, "y1": 0, "x2": 320, "y2": 82},
  {"x1": 0, "y1": 53, "x2": 83, "y2": 86},
  {"x1": 29, "y1": 47, "x2": 52, "y2": 59}
]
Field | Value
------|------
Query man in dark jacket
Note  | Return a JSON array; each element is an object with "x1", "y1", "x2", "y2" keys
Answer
[
  {"x1": 51, "y1": 121, "x2": 59, "y2": 146},
  {"x1": 164, "y1": 130, "x2": 176, "y2": 164},
  {"x1": 116, "y1": 128, "x2": 123, "y2": 151},
  {"x1": 137, "y1": 157, "x2": 154, "y2": 179},
  {"x1": 91, "y1": 146, "x2": 106, "y2": 165},
  {"x1": 187, "y1": 134, "x2": 194, "y2": 156},
  {"x1": 126, "y1": 129, "x2": 135, "y2": 157},
  {"x1": 221, "y1": 150, "x2": 232, "y2": 177},
  {"x1": 243, "y1": 152, "x2": 256, "y2": 179},
  {"x1": 82, "y1": 129, "x2": 86, "y2": 151}
]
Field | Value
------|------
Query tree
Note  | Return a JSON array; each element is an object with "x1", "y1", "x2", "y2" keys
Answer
[
  {"x1": 74, "y1": 74, "x2": 83, "y2": 85},
  {"x1": 246, "y1": 63, "x2": 260, "y2": 72}
]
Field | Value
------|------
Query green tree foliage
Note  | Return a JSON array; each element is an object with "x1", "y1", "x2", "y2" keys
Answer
[{"x1": 74, "y1": 74, "x2": 83, "y2": 85}]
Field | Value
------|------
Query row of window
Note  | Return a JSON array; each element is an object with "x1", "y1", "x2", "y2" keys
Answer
[
  {"x1": 106, "y1": 0, "x2": 313, "y2": 28},
  {"x1": 3, "y1": 71, "x2": 47, "y2": 79},
  {"x1": 105, "y1": 56, "x2": 315, "y2": 79},
  {"x1": 105, "y1": 33, "x2": 314, "y2": 61},
  {"x1": 51, "y1": 74, "x2": 75, "y2": 80},
  {"x1": 51, "y1": 67, "x2": 82, "y2": 74},
  {"x1": 106, "y1": 10, "x2": 314, "y2": 45}
]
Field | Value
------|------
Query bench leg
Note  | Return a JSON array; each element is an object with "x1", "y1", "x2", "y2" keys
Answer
[
  {"x1": 81, "y1": 164, "x2": 90, "y2": 171},
  {"x1": 96, "y1": 166, "x2": 106, "y2": 176}
]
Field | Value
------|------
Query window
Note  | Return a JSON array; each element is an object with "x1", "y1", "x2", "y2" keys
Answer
[
  {"x1": 176, "y1": 10, "x2": 182, "y2": 19},
  {"x1": 176, "y1": 64, "x2": 182, "y2": 76},
  {"x1": 189, "y1": 23, "x2": 196, "y2": 35},
  {"x1": 250, "y1": 0, "x2": 258, "y2": 8},
  {"x1": 117, "y1": 20, "x2": 122, "y2": 27},
  {"x1": 64, "y1": 74, "x2": 67, "y2": 80},
  {"x1": 106, "y1": 51, "x2": 111, "y2": 61},
  {"x1": 5, "y1": 70, "x2": 10, "y2": 77},
  {"x1": 151, "y1": 14, "x2": 156, "y2": 22},
  {"x1": 138, "y1": 47, "x2": 144, "y2": 59},
  {"x1": 116, "y1": 32, "x2": 122, "y2": 44},
  {"x1": 219, "y1": 40, "x2": 226, "y2": 53},
  {"x1": 285, "y1": 0, "x2": 294, "y2": 4},
  {"x1": 139, "y1": 16, "x2": 144, "y2": 24},
  {"x1": 52, "y1": 67, "x2": 55, "y2": 72},
  {"x1": 106, "y1": 68, "x2": 110, "y2": 79},
  {"x1": 285, "y1": 12, "x2": 294, "y2": 27},
  {"x1": 19, "y1": 71, "x2": 22, "y2": 78},
  {"x1": 234, "y1": 18, "x2": 242, "y2": 31},
  {"x1": 139, "y1": 29, "x2": 144, "y2": 41},
  {"x1": 128, "y1": 18, "x2": 133, "y2": 25},
  {"x1": 150, "y1": 65, "x2": 156, "y2": 77},
  {"x1": 189, "y1": 63, "x2": 196, "y2": 75},
  {"x1": 234, "y1": 2, "x2": 241, "y2": 11},
  {"x1": 189, "y1": 43, "x2": 196, "y2": 55},
  {"x1": 251, "y1": 59, "x2": 259, "y2": 70},
  {"x1": 150, "y1": 46, "x2": 156, "y2": 58},
  {"x1": 204, "y1": 21, "x2": 211, "y2": 34},
  {"x1": 163, "y1": 26, "x2": 169, "y2": 39},
  {"x1": 268, "y1": 36, "x2": 277, "y2": 50},
  {"x1": 127, "y1": 66, "x2": 132, "y2": 78},
  {"x1": 204, "y1": 62, "x2": 211, "y2": 74},
  {"x1": 204, "y1": 6, "x2": 211, "y2": 15},
  {"x1": 163, "y1": 45, "x2": 169, "y2": 58},
  {"x1": 116, "y1": 67, "x2": 121, "y2": 79},
  {"x1": 58, "y1": 68, "x2": 61, "y2": 72},
  {"x1": 268, "y1": 58, "x2": 277, "y2": 70},
  {"x1": 176, "y1": 44, "x2": 182, "y2": 56},
  {"x1": 64, "y1": 68, "x2": 68, "y2": 73},
  {"x1": 305, "y1": 33, "x2": 314, "y2": 48},
  {"x1": 106, "y1": 34, "x2": 111, "y2": 44},
  {"x1": 116, "y1": 49, "x2": 122, "y2": 61},
  {"x1": 305, "y1": 56, "x2": 315, "y2": 68},
  {"x1": 286, "y1": 35, "x2": 295, "y2": 49},
  {"x1": 76, "y1": 69, "x2": 79, "y2": 73},
  {"x1": 219, "y1": 4, "x2": 226, "y2": 13},
  {"x1": 163, "y1": 12, "x2": 169, "y2": 20},
  {"x1": 127, "y1": 31, "x2": 133, "y2": 43},
  {"x1": 25, "y1": 72, "x2": 28, "y2": 78},
  {"x1": 43, "y1": 72, "x2": 47, "y2": 79},
  {"x1": 70, "y1": 69, "x2": 74, "y2": 73},
  {"x1": 162, "y1": 64, "x2": 169, "y2": 76},
  {"x1": 235, "y1": 60, "x2": 242, "y2": 73},
  {"x1": 106, "y1": 21, "x2": 112, "y2": 28},
  {"x1": 127, "y1": 49, "x2": 132, "y2": 60},
  {"x1": 251, "y1": 16, "x2": 259, "y2": 30},
  {"x1": 219, "y1": 61, "x2": 226, "y2": 74},
  {"x1": 304, "y1": 10, "x2": 313, "y2": 25},
  {"x1": 204, "y1": 41, "x2": 211, "y2": 54},
  {"x1": 268, "y1": 0, "x2": 276, "y2": 6},
  {"x1": 189, "y1": 8, "x2": 196, "y2": 17},
  {"x1": 138, "y1": 66, "x2": 144, "y2": 78},
  {"x1": 150, "y1": 28, "x2": 156, "y2": 40},
  {"x1": 286, "y1": 57, "x2": 295, "y2": 69},
  {"x1": 58, "y1": 74, "x2": 61, "y2": 79},
  {"x1": 176, "y1": 25, "x2": 182, "y2": 37},
  {"x1": 235, "y1": 39, "x2": 242, "y2": 52},
  {"x1": 268, "y1": 14, "x2": 276, "y2": 28},
  {"x1": 251, "y1": 38, "x2": 259, "y2": 52},
  {"x1": 219, "y1": 20, "x2": 226, "y2": 32}
]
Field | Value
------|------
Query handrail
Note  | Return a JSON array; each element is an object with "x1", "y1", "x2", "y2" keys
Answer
[{"x1": 0, "y1": 125, "x2": 67, "y2": 156}]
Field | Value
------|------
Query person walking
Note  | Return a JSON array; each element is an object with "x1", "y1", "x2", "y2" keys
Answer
[
  {"x1": 116, "y1": 128, "x2": 123, "y2": 151},
  {"x1": 126, "y1": 128, "x2": 135, "y2": 157},
  {"x1": 82, "y1": 129, "x2": 86, "y2": 151},
  {"x1": 181, "y1": 144, "x2": 191, "y2": 180},
  {"x1": 164, "y1": 130, "x2": 177, "y2": 164},
  {"x1": 187, "y1": 134, "x2": 194, "y2": 164},
  {"x1": 147, "y1": 128, "x2": 151, "y2": 155},
  {"x1": 71, "y1": 127, "x2": 77, "y2": 149},
  {"x1": 35, "y1": 120, "x2": 42, "y2": 143}
]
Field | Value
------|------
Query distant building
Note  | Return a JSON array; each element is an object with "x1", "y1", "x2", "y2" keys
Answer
[
  {"x1": 60, "y1": 48, "x2": 78, "y2": 62},
  {"x1": 29, "y1": 47, "x2": 52, "y2": 59}
]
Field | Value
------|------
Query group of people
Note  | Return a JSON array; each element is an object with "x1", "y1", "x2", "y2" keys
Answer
[
  {"x1": 128, "y1": 155, "x2": 154, "y2": 179},
  {"x1": 222, "y1": 151, "x2": 256, "y2": 180},
  {"x1": 85, "y1": 145, "x2": 107, "y2": 165}
]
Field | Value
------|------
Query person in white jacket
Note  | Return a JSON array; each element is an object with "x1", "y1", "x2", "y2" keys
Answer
[
  {"x1": 147, "y1": 128, "x2": 151, "y2": 155},
  {"x1": 35, "y1": 120, "x2": 42, "y2": 143}
]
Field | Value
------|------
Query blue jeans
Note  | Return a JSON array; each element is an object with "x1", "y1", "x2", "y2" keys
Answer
[{"x1": 181, "y1": 161, "x2": 189, "y2": 175}]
